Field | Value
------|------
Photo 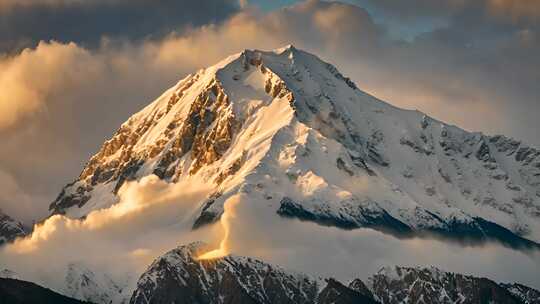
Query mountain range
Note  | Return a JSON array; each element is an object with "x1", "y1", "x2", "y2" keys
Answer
[
  {"x1": 132, "y1": 243, "x2": 540, "y2": 304},
  {"x1": 2, "y1": 46, "x2": 540, "y2": 303}
]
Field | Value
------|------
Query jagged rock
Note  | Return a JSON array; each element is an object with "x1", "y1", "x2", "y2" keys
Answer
[
  {"x1": 368, "y1": 266, "x2": 530, "y2": 304},
  {"x1": 502, "y1": 283, "x2": 540, "y2": 304},
  {"x1": 0, "y1": 210, "x2": 27, "y2": 245},
  {"x1": 317, "y1": 278, "x2": 378, "y2": 304},
  {"x1": 129, "y1": 243, "x2": 376, "y2": 304},
  {"x1": 129, "y1": 244, "x2": 540, "y2": 304}
]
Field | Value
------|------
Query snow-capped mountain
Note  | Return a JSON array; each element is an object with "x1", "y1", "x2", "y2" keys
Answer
[
  {"x1": 49, "y1": 45, "x2": 540, "y2": 248},
  {"x1": 129, "y1": 243, "x2": 540, "y2": 304},
  {"x1": 129, "y1": 242, "x2": 378, "y2": 304},
  {"x1": 368, "y1": 266, "x2": 540, "y2": 304},
  {"x1": 0, "y1": 209, "x2": 27, "y2": 245},
  {"x1": 63, "y1": 263, "x2": 128, "y2": 304}
]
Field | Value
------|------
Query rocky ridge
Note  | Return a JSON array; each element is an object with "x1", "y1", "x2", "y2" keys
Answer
[{"x1": 129, "y1": 243, "x2": 540, "y2": 304}]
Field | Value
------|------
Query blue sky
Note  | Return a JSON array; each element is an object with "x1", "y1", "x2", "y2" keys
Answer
[{"x1": 250, "y1": 0, "x2": 298, "y2": 11}]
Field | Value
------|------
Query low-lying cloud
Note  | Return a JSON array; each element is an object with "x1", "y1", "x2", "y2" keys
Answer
[
  {"x1": 1, "y1": 175, "x2": 213, "y2": 296},
  {"x1": 2, "y1": 177, "x2": 539, "y2": 302},
  {"x1": 226, "y1": 193, "x2": 540, "y2": 289}
]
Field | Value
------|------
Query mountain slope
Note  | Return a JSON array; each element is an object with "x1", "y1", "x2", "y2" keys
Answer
[
  {"x1": 368, "y1": 266, "x2": 529, "y2": 304},
  {"x1": 49, "y1": 46, "x2": 540, "y2": 248},
  {"x1": 0, "y1": 278, "x2": 93, "y2": 304},
  {"x1": 63, "y1": 263, "x2": 127, "y2": 304},
  {"x1": 129, "y1": 243, "x2": 540, "y2": 304},
  {"x1": 129, "y1": 242, "x2": 378, "y2": 304},
  {"x1": 502, "y1": 283, "x2": 540, "y2": 304},
  {"x1": 0, "y1": 209, "x2": 27, "y2": 245}
]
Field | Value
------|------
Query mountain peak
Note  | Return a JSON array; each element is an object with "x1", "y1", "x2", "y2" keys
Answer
[
  {"x1": 49, "y1": 47, "x2": 540, "y2": 250},
  {"x1": 130, "y1": 242, "x2": 378, "y2": 304}
]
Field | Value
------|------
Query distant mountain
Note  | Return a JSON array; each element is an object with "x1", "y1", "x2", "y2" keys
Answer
[
  {"x1": 368, "y1": 266, "x2": 540, "y2": 304},
  {"x1": 63, "y1": 263, "x2": 127, "y2": 304},
  {"x1": 129, "y1": 242, "x2": 378, "y2": 304},
  {"x1": 0, "y1": 263, "x2": 128, "y2": 304},
  {"x1": 502, "y1": 283, "x2": 540, "y2": 304},
  {"x1": 129, "y1": 243, "x2": 540, "y2": 304},
  {"x1": 47, "y1": 46, "x2": 540, "y2": 249},
  {"x1": 0, "y1": 278, "x2": 93, "y2": 304},
  {"x1": 0, "y1": 209, "x2": 27, "y2": 245}
]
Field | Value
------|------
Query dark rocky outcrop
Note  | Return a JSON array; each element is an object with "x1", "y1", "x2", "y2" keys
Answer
[
  {"x1": 0, "y1": 278, "x2": 92, "y2": 304},
  {"x1": 277, "y1": 197, "x2": 540, "y2": 250},
  {"x1": 317, "y1": 278, "x2": 378, "y2": 304}
]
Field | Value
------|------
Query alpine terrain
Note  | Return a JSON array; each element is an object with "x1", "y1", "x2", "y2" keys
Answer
[
  {"x1": 48, "y1": 45, "x2": 540, "y2": 249},
  {"x1": 129, "y1": 242, "x2": 540, "y2": 304},
  {"x1": 0, "y1": 210, "x2": 27, "y2": 245}
]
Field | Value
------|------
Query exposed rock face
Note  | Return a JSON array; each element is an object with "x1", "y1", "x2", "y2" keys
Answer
[
  {"x1": 317, "y1": 278, "x2": 378, "y2": 304},
  {"x1": 367, "y1": 266, "x2": 536, "y2": 304},
  {"x1": 48, "y1": 46, "x2": 540, "y2": 249},
  {"x1": 0, "y1": 210, "x2": 27, "y2": 245},
  {"x1": 130, "y1": 243, "x2": 540, "y2": 304},
  {"x1": 49, "y1": 74, "x2": 239, "y2": 216},
  {"x1": 502, "y1": 283, "x2": 540, "y2": 304},
  {"x1": 129, "y1": 243, "x2": 378, "y2": 304}
]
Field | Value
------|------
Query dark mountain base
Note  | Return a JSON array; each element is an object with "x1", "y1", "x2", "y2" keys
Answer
[{"x1": 0, "y1": 278, "x2": 92, "y2": 304}]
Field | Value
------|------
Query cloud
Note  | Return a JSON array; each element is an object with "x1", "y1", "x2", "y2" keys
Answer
[
  {"x1": 485, "y1": 0, "x2": 540, "y2": 20},
  {"x1": 354, "y1": 0, "x2": 540, "y2": 22},
  {"x1": 223, "y1": 192, "x2": 540, "y2": 289},
  {"x1": 0, "y1": 41, "x2": 102, "y2": 129},
  {"x1": 2, "y1": 175, "x2": 539, "y2": 301},
  {"x1": 0, "y1": 169, "x2": 46, "y2": 224},
  {"x1": 0, "y1": 0, "x2": 240, "y2": 53},
  {"x1": 1, "y1": 175, "x2": 213, "y2": 295}
]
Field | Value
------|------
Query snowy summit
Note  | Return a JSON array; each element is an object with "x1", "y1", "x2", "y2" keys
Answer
[{"x1": 49, "y1": 46, "x2": 540, "y2": 249}]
